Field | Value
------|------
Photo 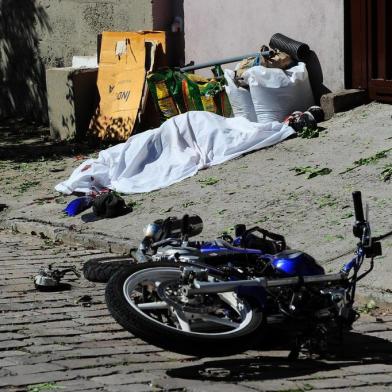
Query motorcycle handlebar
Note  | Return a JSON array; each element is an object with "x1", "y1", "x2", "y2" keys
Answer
[{"x1": 352, "y1": 191, "x2": 365, "y2": 222}]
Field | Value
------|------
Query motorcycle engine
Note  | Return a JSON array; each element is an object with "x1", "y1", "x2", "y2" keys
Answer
[
  {"x1": 152, "y1": 245, "x2": 202, "y2": 263},
  {"x1": 319, "y1": 287, "x2": 358, "y2": 326}
]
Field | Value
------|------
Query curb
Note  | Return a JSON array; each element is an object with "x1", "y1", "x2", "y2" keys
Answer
[{"x1": 1, "y1": 217, "x2": 135, "y2": 255}]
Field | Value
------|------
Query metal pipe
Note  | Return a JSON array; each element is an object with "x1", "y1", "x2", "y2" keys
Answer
[
  {"x1": 179, "y1": 51, "x2": 273, "y2": 72},
  {"x1": 188, "y1": 273, "x2": 347, "y2": 295},
  {"x1": 189, "y1": 278, "x2": 266, "y2": 294}
]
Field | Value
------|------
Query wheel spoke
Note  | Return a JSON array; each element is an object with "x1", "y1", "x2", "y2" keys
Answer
[
  {"x1": 218, "y1": 292, "x2": 241, "y2": 316},
  {"x1": 137, "y1": 301, "x2": 169, "y2": 310},
  {"x1": 173, "y1": 309, "x2": 191, "y2": 332},
  {"x1": 200, "y1": 315, "x2": 240, "y2": 329},
  {"x1": 123, "y1": 267, "x2": 258, "y2": 337}
]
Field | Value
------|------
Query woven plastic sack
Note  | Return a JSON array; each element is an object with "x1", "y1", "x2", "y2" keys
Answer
[
  {"x1": 147, "y1": 69, "x2": 186, "y2": 122},
  {"x1": 181, "y1": 73, "x2": 232, "y2": 117},
  {"x1": 224, "y1": 69, "x2": 257, "y2": 122},
  {"x1": 243, "y1": 62, "x2": 314, "y2": 123}
]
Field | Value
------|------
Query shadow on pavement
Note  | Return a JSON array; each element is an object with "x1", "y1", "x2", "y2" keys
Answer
[
  {"x1": 0, "y1": 119, "x2": 101, "y2": 162},
  {"x1": 167, "y1": 331, "x2": 392, "y2": 382}
]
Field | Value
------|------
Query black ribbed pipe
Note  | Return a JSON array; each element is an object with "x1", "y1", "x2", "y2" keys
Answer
[{"x1": 269, "y1": 33, "x2": 310, "y2": 61}]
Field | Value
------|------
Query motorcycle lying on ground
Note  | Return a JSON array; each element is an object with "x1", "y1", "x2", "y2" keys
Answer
[{"x1": 105, "y1": 192, "x2": 382, "y2": 358}]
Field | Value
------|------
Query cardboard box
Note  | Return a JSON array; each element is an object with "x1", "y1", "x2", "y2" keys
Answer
[{"x1": 89, "y1": 31, "x2": 167, "y2": 141}]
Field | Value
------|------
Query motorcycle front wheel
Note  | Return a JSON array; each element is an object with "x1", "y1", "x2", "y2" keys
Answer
[{"x1": 105, "y1": 262, "x2": 265, "y2": 357}]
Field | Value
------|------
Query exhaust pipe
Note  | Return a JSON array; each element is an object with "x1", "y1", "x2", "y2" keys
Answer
[{"x1": 189, "y1": 273, "x2": 346, "y2": 295}]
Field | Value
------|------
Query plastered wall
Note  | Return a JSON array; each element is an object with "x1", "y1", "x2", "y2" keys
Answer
[
  {"x1": 0, "y1": 0, "x2": 156, "y2": 120},
  {"x1": 184, "y1": 0, "x2": 345, "y2": 93}
]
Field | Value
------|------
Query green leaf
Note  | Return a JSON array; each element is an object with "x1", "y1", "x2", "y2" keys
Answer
[
  {"x1": 198, "y1": 177, "x2": 220, "y2": 186},
  {"x1": 290, "y1": 166, "x2": 332, "y2": 179},
  {"x1": 380, "y1": 164, "x2": 392, "y2": 182},
  {"x1": 297, "y1": 126, "x2": 320, "y2": 139}
]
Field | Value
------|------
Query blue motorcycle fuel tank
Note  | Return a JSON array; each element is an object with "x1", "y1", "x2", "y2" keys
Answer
[{"x1": 272, "y1": 250, "x2": 325, "y2": 276}]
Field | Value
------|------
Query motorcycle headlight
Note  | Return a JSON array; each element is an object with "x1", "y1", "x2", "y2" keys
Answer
[{"x1": 144, "y1": 223, "x2": 162, "y2": 240}]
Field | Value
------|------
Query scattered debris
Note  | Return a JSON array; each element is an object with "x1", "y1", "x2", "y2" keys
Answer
[
  {"x1": 198, "y1": 177, "x2": 220, "y2": 186},
  {"x1": 358, "y1": 299, "x2": 378, "y2": 314},
  {"x1": 49, "y1": 167, "x2": 65, "y2": 173},
  {"x1": 340, "y1": 148, "x2": 392, "y2": 174},
  {"x1": 92, "y1": 193, "x2": 130, "y2": 218},
  {"x1": 127, "y1": 199, "x2": 142, "y2": 209},
  {"x1": 316, "y1": 194, "x2": 337, "y2": 208},
  {"x1": 17, "y1": 180, "x2": 40, "y2": 194},
  {"x1": 75, "y1": 294, "x2": 93, "y2": 307},
  {"x1": 182, "y1": 200, "x2": 196, "y2": 208},
  {"x1": 285, "y1": 106, "x2": 324, "y2": 137},
  {"x1": 290, "y1": 166, "x2": 332, "y2": 179},
  {"x1": 34, "y1": 265, "x2": 80, "y2": 291},
  {"x1": 380, "y1": 164, "x2": 392, "y2": 182},
  {"x1": 27, "y1": 383, "x2": 63, "y2": 392},
  {"x1": 74, "y1": 155, "x2": 88, "y2": 161},
  {"x1": 297, "y1": 126, "x2": 320, "y2": 139},
  {"x1": 64, "y1": 196, "x2": 94, "y2": 217}
]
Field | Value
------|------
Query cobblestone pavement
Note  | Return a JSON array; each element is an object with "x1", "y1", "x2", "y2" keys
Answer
[{"x1": 1, "y1": 230, "x2": 392, "y2": 392}]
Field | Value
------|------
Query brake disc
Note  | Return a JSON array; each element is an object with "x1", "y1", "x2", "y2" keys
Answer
[{"x1": 156, "y1": 279, "x2": 219, "y2": 314}]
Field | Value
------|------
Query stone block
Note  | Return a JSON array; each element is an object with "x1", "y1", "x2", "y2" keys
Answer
[
  {"x1": 320, "y1": 89, "x2": 367, "y2": 120},
  {"x1": 46, "y1": 67, "x2": 98, "y2": 140}
]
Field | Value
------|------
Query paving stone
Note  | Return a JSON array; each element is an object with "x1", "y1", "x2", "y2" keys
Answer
[
  {"x1": 54, "y1": 379, "x2": 105, "y2": 391},
  {"x1": 348, "y1": 373, "x2": 392, "y2": 384},
  {"x1": 244, "y1": 379, "x2": 317, "y2": 391},
  {"x1": 71, "y1": 339, "x2": 138, "y2": 349},
  {"x1": 2, "y1": 230, "x2": 392, "y2": 391},
  {"x1": 0, "y1": 350, "x2": 28, "y2": 358},
  {"x1": 0, "y1": 332, "x2": 28, "y2": 341},
  {"x1": 301, "y1": 377, "x2": 369, "y2": 389},
  {"x1": 3, "y1": 363, "x2": 65, "y2": 376},
  {"x1": 367, "y1": 330, "x2": 392, "y2": 340},
  {"x1": 52, "y1": 353, "x2": 166, "y2": 370},
  {"x1": 0, "y1": 340, "x2": 30, "y2": 350},
  {"x1": 25, "y1": 344, "x2": 76, "y2": 354},
  {"x1": 104, "y1": 384, "x2": 155, "y2": 392},
  {"x1": 91, "y1": 371, "x2": 164, "y2": 385},
  {"x1": 26, "y1": 327, "x2": 88, "y2": 337},
  {"x1": 155, "y1": 377, "x2": 259, "y2": 392},
  {"x1": 0, "y1": 366, "x2": 118, "y2": 388},
  {"x1": 8, "y1": 346, "x2": 162, "y2": 366},
  {"x1": 311, "y1": 388, "x2": 392, "y2": 392},
  {"x1": 343, "y1": 363, "x2": 392, "y2": 375},
  {"x1": 0, "y1": 358, "x2": 19, "y2": 367},
  {"x1": 0, "y1": 370, "x2": 79, "y2": 388}
]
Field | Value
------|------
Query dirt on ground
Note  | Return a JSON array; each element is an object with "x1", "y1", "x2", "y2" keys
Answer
[{"x1": 0, "y1": 102, "x2": 391, "y2": 301}]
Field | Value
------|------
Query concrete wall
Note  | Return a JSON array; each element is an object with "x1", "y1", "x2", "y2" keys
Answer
[
  {"x1": 0, "y1": 0, "x2": 164, "y2": 120},
  {"x1": 184, "y1": 0, "x2": 345, "y2": 95}
]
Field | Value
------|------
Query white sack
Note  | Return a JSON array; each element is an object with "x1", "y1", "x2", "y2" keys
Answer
[
  {"x1": 224, "y1": 69, "x2": 257, "y2": 122},
  {"x1": 55, "y1": 111, "x2": 294, "y2": 195},
  {"x1": 243, "y1": 62, "x2": 314, "y2": 123}
]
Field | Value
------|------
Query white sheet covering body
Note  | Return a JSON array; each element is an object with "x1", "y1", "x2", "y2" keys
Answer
[{"x1": 55, "y1": 111, "x2": 294, "y2": 195}]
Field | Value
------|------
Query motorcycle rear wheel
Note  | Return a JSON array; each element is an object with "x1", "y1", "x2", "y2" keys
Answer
[{"x1": 105, "y1": 262, "x2": 265, "y2": 357}]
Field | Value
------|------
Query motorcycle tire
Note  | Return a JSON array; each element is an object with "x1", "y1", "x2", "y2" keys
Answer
[
  {"x1": 83, "y1": 258, "x2": 134, "y2": 283},
  {"x1": 105, "y1": 262, "x2": 265, "y2": 357}
]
